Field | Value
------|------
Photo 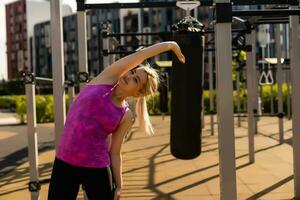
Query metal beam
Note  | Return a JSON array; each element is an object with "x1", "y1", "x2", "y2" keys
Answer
[
  {"x1": 246, "y1": 32, "x2": 255, "y2": 163},
  {"x1": 81, "y1": 0, "x2": 298, "y2": 10},
  {"x1": 105, "y1": 31, "x2": 172, "y2": 38},
  {"x1": 233, "y1": 9, "x2": 300, "y2": 17},
  {"x1": 77, "y1": 9, "x2": 88, "y2": 90},
  {"x1": 51, "y1": 0, "x2": 66, "y2": 150},
  {"x1": 26, "y1": 83, "x2": 39, "y2": 200},
  {"x1": 34, "y1": 77, "x2": 72, "y2": 85},
  {"x1": 275, "y1": 24, "x2": 284, "y2": 144},
  {"x1": 290, "y1": 5, "x2": 300, "y2": 197},
  {"x1": 215, "y1": 0, "x2": 237, "y2": 199},
  {"x1": 232, "y1": 0, "x2": 298, "y2": 5}
]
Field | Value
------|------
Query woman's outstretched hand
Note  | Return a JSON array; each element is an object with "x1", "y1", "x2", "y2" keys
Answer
[{"x1": 168, "y1": 42, "x2": 185, "y2": 64}]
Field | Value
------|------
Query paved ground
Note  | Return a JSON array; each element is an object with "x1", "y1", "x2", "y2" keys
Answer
[{"x1": 0, "y1": 115, "x2": 297, "y2": 200}]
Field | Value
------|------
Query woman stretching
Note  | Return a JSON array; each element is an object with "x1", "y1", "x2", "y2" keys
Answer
[{"x1": 48, "y1": 41, "x2": 185, "y2": 200}]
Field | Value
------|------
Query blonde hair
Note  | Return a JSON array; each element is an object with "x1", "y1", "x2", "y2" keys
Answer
[{"x1": 135, "y1": 64, "x2": 159, "y2": 136}]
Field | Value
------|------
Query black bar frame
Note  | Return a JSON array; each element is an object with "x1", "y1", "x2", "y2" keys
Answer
[
  {"x1": 233, "y1": 9, "x2": 300, "y2": 17},
  {"x1": 79, "y1": 0, "x2": 298, "y2": 10}
]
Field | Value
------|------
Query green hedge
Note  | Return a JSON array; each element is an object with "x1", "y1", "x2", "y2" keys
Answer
[
  {"x1": 147, "y1": 83, "x2": 291, "y2": 115},
  {"x1": 0, "y1": 95, "x2": 70, "y2": 123},
  {"x1": 0, "y1": 83, "x2": 291, "y2": 123}
]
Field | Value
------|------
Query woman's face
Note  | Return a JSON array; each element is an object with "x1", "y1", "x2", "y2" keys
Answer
[{"x1": 118, "y1": 68, "x2": 148, "y2": 97}]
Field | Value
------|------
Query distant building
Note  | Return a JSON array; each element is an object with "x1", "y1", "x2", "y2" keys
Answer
[
  {"x1": 34, "y1": 9, "x2": 120, "y2": 81},
  {"x1": 5, "y1": 0, "x2": 72, "y2": 80}
]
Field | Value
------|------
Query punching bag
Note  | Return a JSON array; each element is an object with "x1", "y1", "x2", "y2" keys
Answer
[{"x1": 170, "y1": 16, "x2": 204, "y2": 159}]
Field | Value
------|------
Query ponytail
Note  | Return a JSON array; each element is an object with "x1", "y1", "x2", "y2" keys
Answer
[
  {"x1": 135, "y1": 96, "x2": 154, "y2": 136},
  {"x1": 133, "y1": 64, "x2": 159, "y2": 135}
]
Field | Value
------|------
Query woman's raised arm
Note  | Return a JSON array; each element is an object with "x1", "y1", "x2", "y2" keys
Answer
[{"x1": 92, "y1": 41, "x2": 185, "y2": 84}]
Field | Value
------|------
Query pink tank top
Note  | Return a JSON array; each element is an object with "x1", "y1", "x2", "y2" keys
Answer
[{"x1": 56, "y1": 84, "x2": 128, "y2": 168}]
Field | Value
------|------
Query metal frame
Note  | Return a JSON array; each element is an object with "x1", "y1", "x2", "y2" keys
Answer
[
  {"x1": 208, "y1": 34, "x2": 215, "y2": 136},
  {"x1": 236, "y1": 60, "x2": 242, "y2": 127},
  {"x1": 246, "y1": 32, "x2": 256, "y2": 163},
  {"x1": 77, "y1": 5, "x2": 88, "y2": 90},
  {"x1": 215, "y1": 1, "x2": 237, "y2": 199},
  {"x1": 26, "y1": 81, "x2": 39, "y2": 200},
  {"x1": 289, "y1": 5, "x2": 300, "y2": 197},
  {"x1": 72, "y1": 0, "x2": 300, "y2": 199},
  {"x1": 275, "y1": 24, "x2": 285, "y2": 144},
  {"x1": 51, "y1": 0, "x2": 66, "y2": 151},
  {"x1": 233, "y1": 9, "x2": 300, "y2": 17},
  {"x1": 78, "y1": 0, "x2": 298, "y2": 10}
]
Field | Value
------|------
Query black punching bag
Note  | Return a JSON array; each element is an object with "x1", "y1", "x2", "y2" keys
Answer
[{"x1": 170, "y1": 16, "x2": 204, "y2": 159}]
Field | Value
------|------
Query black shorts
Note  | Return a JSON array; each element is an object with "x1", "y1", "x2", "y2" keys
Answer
[{"x1": 48, "y1": 157, "x2": 114, "y2": 200}]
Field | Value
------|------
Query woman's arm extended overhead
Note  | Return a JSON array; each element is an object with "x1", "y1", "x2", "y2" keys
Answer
[{"x1": 92, "y1": 41, "x2": 185, "y2": 84}]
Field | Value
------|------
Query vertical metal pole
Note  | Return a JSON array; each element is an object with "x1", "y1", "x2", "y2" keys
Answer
[
  {"x1": 236, "y1": 64, "x2": 241, "y2": 127},
  {"x1": 202, "y1": 37, "x2": 205, "y2": 130},
  {"x1": 76, "y1": 2, "x2": 89, "y2": 199},
  {"x1": 246, "y1": 33, "x2": 255, "y2": 163},
  {"x1": 201, "y1": 92, "x2": 205, "y2": 129},
  {"x1": 26, "y1": 82, "x2": 39, "y2": 200},
  {"x1": 138, "y1": 7, "x2": 142, "y2": 36},
  {"x1": 215, "y1": 1, "x2": 237, "y2": 199},
  {"x1": 270, "y1": 84, "x2": 274, "y2": 114},
  {"x1": 102, "y1": 23, "x2": 110, "y2": 69},
  {"x1": 286, "y1": 69, "x2": 291, "y2": 120},
  {"x1": 275, "y1": 24, "x2": 284, "y2": 144},
  {"x1": 268, "y1": 42, "x2": 274, "y2": 115},
  {"x1": 208, "y1": 40, "x2": 214, "y2": 136},
  {"x1": 252, "y1": 30, "x2": 259, "y2": 134},
  {"x1": 77, "y1": 1, "x2": 88, "y2": 91},
  {"x1": 68, "y1": 85, "x2": 75, "y2": 107},
  {"x1": 285, "y1": 24, "x2": 291, "y2": 120},
  {"x1": 51, "y1": 0, "x2": 66, "y2": 150},
  {"x1": 261, "y1": 48, "x2": 265, "y2": 115},
  {"x1": 119, "y1": 10, "x2": 125, "y2": 45},
  {"x1": 289, "y1": 8, "x2": 300, "y2": 197}
]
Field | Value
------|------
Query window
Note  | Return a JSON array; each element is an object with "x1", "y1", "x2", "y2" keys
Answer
[
  {"x1": 92, "y1": 26, "x2": 97, "y2": 35},
  {"x1": 18, "y1": 4, "x2": 22, "y2": 13}
]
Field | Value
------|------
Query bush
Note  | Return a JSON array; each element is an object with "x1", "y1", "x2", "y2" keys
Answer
[
  {"x1": 0, "y1": 96, "x2": 16, "y2": 111},
  {"x1": 15, "y1": 96, "x2": 26, "y2": 123},
  {"x1": 11, "y1": 95, "x2": 70, "y2": 123}
]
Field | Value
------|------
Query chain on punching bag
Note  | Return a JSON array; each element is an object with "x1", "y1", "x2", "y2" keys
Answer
[{"x1": 170, "y1": 16, "x2": 205, "y2": 159}]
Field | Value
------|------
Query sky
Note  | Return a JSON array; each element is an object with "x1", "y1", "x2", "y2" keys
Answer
[{"x1": 0, "y1": 0, "x2": 138, "y2": 80}]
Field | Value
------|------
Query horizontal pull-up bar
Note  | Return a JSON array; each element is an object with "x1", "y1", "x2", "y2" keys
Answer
[
  {"x1": 104, "y1": 31, "x2": 172, "y2": 38},
  {"x1": 103, "y1": 46, "x2": 252, "y2": 55},
  {"x1": 21, "y1": 72, "x2": 73, "y2": 86},
  {"x1": 233, "y1": 9, "x2": 300, "y2": 17},
  {"x1": 76, "y1": 0, "x2": 298, "y2": 10},
  {"x1": 35, "y1": 77, "x2": 73, "y2": 86},
  {"x1": 103, "y1": 29, "x2": 252, "y2": 38}
]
